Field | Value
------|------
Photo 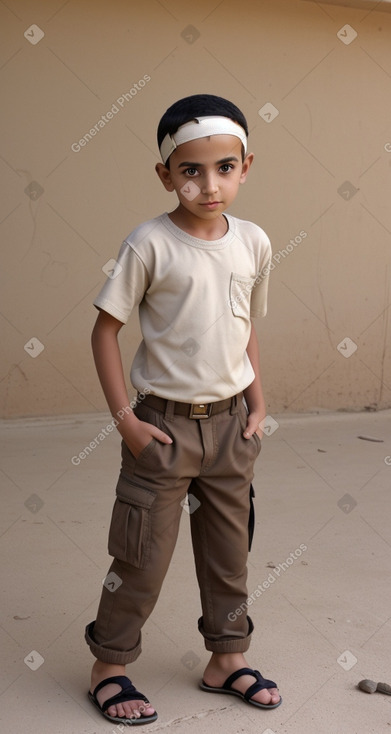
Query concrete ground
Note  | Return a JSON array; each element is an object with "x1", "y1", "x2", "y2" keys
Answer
[{"x1": 1, "y1": 409, "x2": 391, "y2": 734}]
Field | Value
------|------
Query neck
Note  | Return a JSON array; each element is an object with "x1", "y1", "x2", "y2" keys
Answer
[{"x1": 168, "y1": 206, "x2": 228, "y2": 240}]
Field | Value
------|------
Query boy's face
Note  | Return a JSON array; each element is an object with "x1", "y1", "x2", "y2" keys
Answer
[{"x1": 156, "y1": 134, "x2": 253, "y2": 221}]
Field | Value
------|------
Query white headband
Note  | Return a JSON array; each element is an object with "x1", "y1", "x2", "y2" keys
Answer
[{"x1": 159, "y1": 116, "x2": 247, "y2": 164}]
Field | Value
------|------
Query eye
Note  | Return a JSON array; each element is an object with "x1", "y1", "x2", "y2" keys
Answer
[
  {"x1": 184, "y1": 167, "x2": 199, "y2": 177},
  {"x1": 219, "y1": 163, "x2": 234, "y2": 173}
]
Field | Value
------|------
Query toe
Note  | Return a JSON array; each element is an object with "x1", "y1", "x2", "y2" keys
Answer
[
  {"x1": 265, "y1": 687, "x2": 281, "y2": 705},
  {"x1": 106, "y1": 703, "x2": 121, "y2": 718},
  {"x1": 105, "y1": 698, "x2": 155, "y2": 721},
  {"x1": 123, "y1": 700, "x2": 155, "y2": 720},
  {"x1": 250, "y1": 686, "x2": 281, "y2": 707},
  {"x1": 140, "y1": 702, "x2": 156, "y2": 716},
  {"x1": 123, "y1": 702, "x2": 140, "y2": 719},
  {"x1": 252, "y1": 688, "x2": 273, "y2": 705},
  {"x1": 114, "y1": 702, "x2": 127, "y2": 718}
]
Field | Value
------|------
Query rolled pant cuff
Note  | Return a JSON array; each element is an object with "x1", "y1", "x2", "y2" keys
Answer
[
  {"x1": 85, "y1": 621, "x2": 142, "y2": 665},
  {"x1": 198, "y1": 616, "x2": 254, "y2": 653}
]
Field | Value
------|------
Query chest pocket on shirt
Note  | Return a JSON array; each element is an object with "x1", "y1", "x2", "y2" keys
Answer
[{"x1": 229, "y1": 273, "x2": 255, "y2": 319}]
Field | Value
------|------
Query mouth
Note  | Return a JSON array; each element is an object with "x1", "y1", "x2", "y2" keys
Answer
[{"x1": 200, "y1": 201, "x2": 221, "y2": 209}]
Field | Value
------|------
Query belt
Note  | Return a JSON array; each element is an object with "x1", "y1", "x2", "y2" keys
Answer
[{"x1": 140, "y1": 393, "x2": 241, "y2": 420}]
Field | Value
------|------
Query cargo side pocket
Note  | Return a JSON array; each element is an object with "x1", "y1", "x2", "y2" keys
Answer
[{"x1": 108, "y1": 475, "x2": 157, "y2": 569}]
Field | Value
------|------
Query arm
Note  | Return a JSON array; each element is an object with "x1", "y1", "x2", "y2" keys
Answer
[
  {"x1": 242, "y1": 320, "x2": 267, "y2": 440},
  {"x1": 91, "y1": 309, "x2": 172, "y2": 457}
]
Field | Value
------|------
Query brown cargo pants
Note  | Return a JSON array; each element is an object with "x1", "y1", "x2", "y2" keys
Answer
[{"x1": 85, "y1": 393, "x2": 261, "y2": 664}]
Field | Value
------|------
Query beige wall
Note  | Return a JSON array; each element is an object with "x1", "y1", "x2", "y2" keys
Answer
[{"x1": 1, "y1": 0, "x2": 391, "y2": 417}]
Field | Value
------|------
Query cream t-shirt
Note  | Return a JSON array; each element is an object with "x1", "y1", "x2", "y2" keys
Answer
[{"x1": 94, "y1": 212, "x2": 271, "y2": 403}]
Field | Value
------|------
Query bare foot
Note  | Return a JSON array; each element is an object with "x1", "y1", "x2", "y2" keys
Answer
[
  {"x1": 202, "y1": 652, "x2": 281, "y2": 707},
  {"x1": 90, "y1": 660, "x2": 156, "y2": 721}
]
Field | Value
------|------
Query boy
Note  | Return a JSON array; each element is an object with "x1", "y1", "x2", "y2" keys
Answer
[{"x1": 85, "y1": 94, "x2": 281, "y2": 725}]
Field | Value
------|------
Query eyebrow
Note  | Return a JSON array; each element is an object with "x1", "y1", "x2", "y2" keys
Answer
[{"x1": 177, "y1": 156, "x2": 239, "y2": 168}]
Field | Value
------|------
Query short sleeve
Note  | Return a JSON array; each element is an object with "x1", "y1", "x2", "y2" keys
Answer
[
  {"x1": 250, "y1": 234, "x2": 272, "y2": 318},
  {"x1": 93, "y1": 241, "x2": 149, "y2": 323}
]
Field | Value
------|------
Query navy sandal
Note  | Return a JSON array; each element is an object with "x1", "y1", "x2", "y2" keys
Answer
[
  {"x1": 200, "y1": 667, "x2": 282, "y2": 709},
  {"x1": 88, "y1": 675, "x2": 158, "y2": 724}
]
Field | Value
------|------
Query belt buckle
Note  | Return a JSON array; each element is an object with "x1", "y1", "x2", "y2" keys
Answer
[{"x1": 189, "y1": 402, "x2": 212, "y2": 419}]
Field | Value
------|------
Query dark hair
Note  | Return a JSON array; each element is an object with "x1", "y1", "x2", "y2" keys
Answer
[{"x1": 157, "y1": 94, "x2": 248, "y2": 166}]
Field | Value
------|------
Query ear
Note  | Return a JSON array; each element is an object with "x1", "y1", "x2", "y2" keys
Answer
[
  {"x1": 239, "y1": 152, "x2": 254, "y2": 184},
  {"x1": 155, "y1": 162, "x2": 175, "y2": 192}
]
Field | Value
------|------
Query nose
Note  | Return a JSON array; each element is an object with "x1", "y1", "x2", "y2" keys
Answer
[{"x1": 201, "y1": 172, "x2": 219, "y2": 195}]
